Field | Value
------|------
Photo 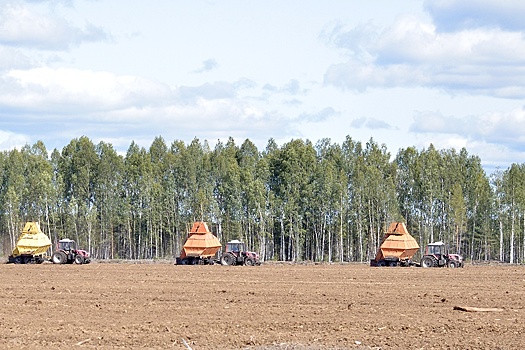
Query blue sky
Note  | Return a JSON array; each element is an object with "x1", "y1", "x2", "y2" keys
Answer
[{"x1": 1, "y1": 0, "x2": 525, "y2": 173}]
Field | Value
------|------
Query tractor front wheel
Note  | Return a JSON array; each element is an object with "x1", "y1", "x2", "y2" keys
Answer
[
  {"x1": 74, "y1": 255, "x2": 84, "y2": 264},
  {"x1": 221, "y1": 253, "x2": 236, "y2": 266},
  {"x1": 449, "y1": 261, "x2": 458, "y2": 268},
  {"x1": 245, "y1": 258, "x2": 255, "y2": 266},
  {"x1": 52, "y1": 251, "x2": 67, "y2": 264}
]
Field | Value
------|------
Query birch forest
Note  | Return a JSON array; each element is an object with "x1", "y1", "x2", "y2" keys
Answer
[{"x1": 1, "y1": 135, "x2": 524, "y2": 263}]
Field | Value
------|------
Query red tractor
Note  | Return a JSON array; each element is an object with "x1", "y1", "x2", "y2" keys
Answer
[
  {"x1": 420, "y1": 241, "x2": 464, "y2": 268},
  {"x1": 51, "y1": 239, "x2": 91, "y2": 265},
  {"x1": 220, "y1": 240, "x2": 260, "y2": 266}
]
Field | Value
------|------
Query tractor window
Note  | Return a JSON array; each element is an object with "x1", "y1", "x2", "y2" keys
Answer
[
  {"x1": 227, "y1": 243, "x2": 240, "y2": 252},
  {"x1": 428, "y1": 245, "x2": 443, "y2": 255},
  {"x1": 58, "y1": 241, "x2": 77, "y2": 251},
  {"x1": 226, "y1": 242, "x2": 246, "y2": 252}
]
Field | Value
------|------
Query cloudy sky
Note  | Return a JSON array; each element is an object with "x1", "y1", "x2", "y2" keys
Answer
[{"x1": 1, "y1": 0, "x2": 524, "y2": 173}]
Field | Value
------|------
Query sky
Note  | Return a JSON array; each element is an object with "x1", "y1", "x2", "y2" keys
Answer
[{"x1": 1, "y1": 0, "x2": 525, "y2": 173}]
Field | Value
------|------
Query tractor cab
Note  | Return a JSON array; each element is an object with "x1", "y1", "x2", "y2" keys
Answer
[
  {"x1": 426, "y1": 241, "x2": 447, "y2": 256},
  {"x1": 58, "y1": 239, "x2": 77, "y2": 252},
  {"x1": 225, "y1": 240, "x2": 245, "y2": 253}
]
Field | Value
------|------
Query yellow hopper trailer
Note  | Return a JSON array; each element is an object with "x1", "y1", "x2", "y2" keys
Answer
[
  {"x1": 370, "y1": 222, "x2": 419, "y2": 267},
  {"x1": 8, "y1": 222, "x2": 52, "y2": 264}
]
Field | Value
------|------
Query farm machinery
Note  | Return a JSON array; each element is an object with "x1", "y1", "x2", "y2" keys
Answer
[
  {"x1": 420, "y1": 241, "x2": 464, "y2": 268},
  {"x1": 8, "y1": 221, "x2": 51, "y2": 264},
  {"x1": 51, "y1": 238, "x2": 91, "y2": 265},
  {"x1": 176, "y1": 221, "x2": 222, "y2": 265},
  {"x1": 220, "y1": 239, "x2": 260, "y2": 266},
  {"x1": 370, "y1": 222, "x2": 464, "y2": 268},
  {"x1": 370, "y1": 222, "x2": 419, "y2": 267},
  {"x1": 7, "y1": 221, "x2": 90, "y2": 265},
  {"x1": 175, "y1": 221, "x2": 260, "y2": 266}
]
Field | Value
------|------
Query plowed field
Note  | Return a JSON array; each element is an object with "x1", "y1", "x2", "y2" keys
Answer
[{"x1": 0, "y1": 261, "x2": 523, "y2": 349}]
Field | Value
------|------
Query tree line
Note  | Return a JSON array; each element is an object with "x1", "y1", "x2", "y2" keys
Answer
[{"x1": 1, "y1": 135, "x2": 523, "y2": 263}]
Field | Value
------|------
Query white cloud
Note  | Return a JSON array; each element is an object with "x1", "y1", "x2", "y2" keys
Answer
[
  {"x1": 350, "y1": 117, "x2": 394, "y2": 130},
  {"x1": 324, "y1": 15, "x2": 525, "y2": 98},
  {"x1": 0, "y1": 67, "x2": 173, "y2": 113},
  {"x1": 261, "y1": 80, "x2": 306, "y2": 96},
  {"x1": 299, "y1": 107, "x2": 337, "y2": 123},
  {"x1": 0, "y1": 46, "x2": 34, "y2": 71},
  {"x1": 0, "y1": 129, "x2": 30, "y2": 150},
  {"x1": 425, "y1": 0, "x2": 525, "y2": 32},
  {"x1": 193, "y1": 58, "x2": 218, "y2": 73},
  {"x1": 0, "y1": 65, "x2": 294, "y2": 151},
  {"x1": 0, "y1": 1, "x2": 107, "y2": 50},
  {"x1": 96, "y1": 99, "x2": 292, "y2": 151},
  {"x1": 177, "y1": 82, "x2": 236, "y2": 103},
  {"x1": 410, "y1": 112, "x2": 466, "y2": 134},
  {"x1": 411, "y1": 107, "x2": 525, "y2": 152}
]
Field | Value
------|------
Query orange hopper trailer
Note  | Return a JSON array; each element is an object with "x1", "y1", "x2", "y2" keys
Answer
[
  {"x1": 370, "y1": 222, "x2": 419, "y2": 267},
  {"x1": 175, "y1": 221, "x2": 222, "y2": 265}
]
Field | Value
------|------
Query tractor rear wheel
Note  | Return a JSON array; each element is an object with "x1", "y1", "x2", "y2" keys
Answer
[
  {"x1": 74, "y1": 255, "x2": 84, "y2": 264},
  {"x1": 52, "y1": 251, "x2": 67, "y2": 264},
  {"x1": 421, "y1": 255, "x2": 437, "y2": 267},
  {"x1": 221, "y1": 253, "x2": 236, "y2": 266},
  {"x1": 421, "y1": 256, "x2": 437, "y2": 268}
]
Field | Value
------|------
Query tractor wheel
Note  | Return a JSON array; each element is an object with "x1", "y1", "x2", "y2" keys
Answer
[
  {"x1": 421, "y1": 256, "x2": 437, "y2": 268},
  {"x1": 245, "y1": 258, "x2": 255, "y2": 266},
  {"x1": 74, "y1": 255, "x2": 84, "y2": 265},
  {"x1": 448, "y1": 261, "x2": 457, "y2": 268},
  {"x1": 52, "y1": 251, "x2": 67, "y2": 264},
  {"x1": 221, "y1": 253, "x2": 236, "y2": 266}
]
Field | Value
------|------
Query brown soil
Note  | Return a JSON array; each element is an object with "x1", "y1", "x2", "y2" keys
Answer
[{"x1": 0, "y1": 261, "x2": 523, "y2": 349}]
